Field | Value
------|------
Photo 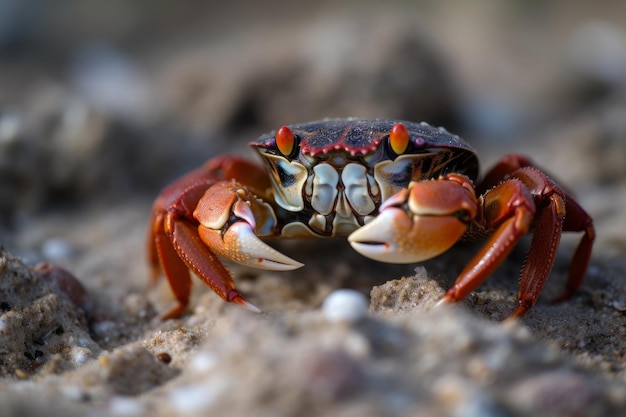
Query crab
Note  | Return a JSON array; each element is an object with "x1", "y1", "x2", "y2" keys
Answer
[{"x1": 148, "y1": 118, "x2": 595, "y2": 319}]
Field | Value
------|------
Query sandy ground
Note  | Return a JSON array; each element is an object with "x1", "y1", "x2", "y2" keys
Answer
[{"x1": 1, "y1": 2, "x2": 626, "y2": 416}]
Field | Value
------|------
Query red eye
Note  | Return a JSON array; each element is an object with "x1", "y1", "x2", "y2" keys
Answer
[
  {"x1": 389, "y1": 123, "x2": 409, "y2": 155},
  {"x1": 276, "y1": 125, "x2": 296, "y2": 156}
]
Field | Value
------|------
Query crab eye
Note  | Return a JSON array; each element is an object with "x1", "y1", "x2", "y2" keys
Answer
[
  {"x1": 276, "y1": 125, "x2": 297, "y2": 157},
  {"x1": 388, "y1": 123, "x2": 410, "y2": 155}
]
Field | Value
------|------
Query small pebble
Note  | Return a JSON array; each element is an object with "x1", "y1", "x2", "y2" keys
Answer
[
  {"x1": 108, "y1": 396, "x2": 146, "y2": 417},
  {"x1": 168, "y1": 378, "x2": 231, "y2": 413},
  {"x1": 156, "y1": 352, "x2": 172, "y2": 364},
  {"x1": 321, "y1": 289, "x2": 369, "y2": 323},
  {"x1": 14, "y1": 369, "x2": 28, "y2": 379},
  {"x1": 189, "y1": 353, "x2": 218, "y2": 373},
  {"x1": 70, "y1": 347, "x2": 93, "y2": 365}
]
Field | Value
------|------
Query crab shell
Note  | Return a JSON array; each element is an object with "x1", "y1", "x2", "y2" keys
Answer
[{"x1": 249, "y1": 119, "x2": 479, "y2": 238}]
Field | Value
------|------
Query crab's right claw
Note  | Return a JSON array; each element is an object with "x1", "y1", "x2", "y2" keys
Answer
[
  {"x1": 349, "y1": 174, "x2": 477, "y2": 264},
  {"x1": 194, "y1": 182, "x2": 304, "y2": 271}
]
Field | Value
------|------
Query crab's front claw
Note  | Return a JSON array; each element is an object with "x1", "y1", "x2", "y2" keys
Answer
[
  {"x1": 200, "y1": 222, "x2": 304, "y2": 270},
  {"x1": 195, "y1": 182, "x2": 304, "y2": 271},
  {"x1": 349, "y1": 174, "x2": 477, "y2": 263}
]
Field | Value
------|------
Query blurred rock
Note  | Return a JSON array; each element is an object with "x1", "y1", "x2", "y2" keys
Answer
[
  {"x1": 0, "y1": 249, "x2": 99, "y2": 377},
  {"x1": 34, "y1": 261, "x2": 92, "y2": 313}
]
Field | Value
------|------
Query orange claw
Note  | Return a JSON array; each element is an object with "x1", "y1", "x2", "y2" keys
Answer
[
  {"x1": 194, "y1": 181, "x2": 303, "y2": 270},
  {"x1": 349, "y1": 174, "x2": 477, "y2": 263}
]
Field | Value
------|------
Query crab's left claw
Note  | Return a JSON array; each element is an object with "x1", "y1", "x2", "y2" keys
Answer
[{"x1": 349, "y1": 174, "x2": 477, "y2": 263}]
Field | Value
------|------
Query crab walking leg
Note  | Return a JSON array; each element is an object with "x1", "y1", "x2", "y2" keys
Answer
[
  {"x1": 152, "y1": 212, "x2": 192, "y2": 319},
  {"x1": 165, "y1": 214, "x2": 260, "y2": 315},
  {"x1": 147, "y1": 210, "x2": 165, "y2": 287},
  {"x1": 510, "y1": 193, "x2": 565, "y2": 317},
  {"x1": 440, "y1": 179, "x2": 536, "y2": 308},
  {"x1": 481, "y1": 161, "x2": 595, "y2": 315},
  {"x1": 146, "y1": 168, "x2": 219, "y2": 287},
  {"x1": 475, "y1": 154, "x2": 536, "y2": 195},
  {"x1": 556, "y1": 197, "x2": 595, "y2": 302}
]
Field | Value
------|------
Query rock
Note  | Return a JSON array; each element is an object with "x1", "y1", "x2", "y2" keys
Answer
[{"x1": 0, "y1": 250, "x2": 99, "y2": 377}]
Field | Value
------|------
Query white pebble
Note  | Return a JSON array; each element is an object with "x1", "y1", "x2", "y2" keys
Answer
[
  {"x1": 70, "y1": 347, "x2": 93, "y2": 365},
  {"x1": 322, "y1": 289, "x2": 369, "y2": 323},
  {"x1": 108, "y1": 396, "x2": 146, "y2": 417},
  {"x1": 189, "y1": 352, "x2": 218, "y2": 373},
  {"x1": 169, "y1": 378, "x2": 231, "y2": 413}
]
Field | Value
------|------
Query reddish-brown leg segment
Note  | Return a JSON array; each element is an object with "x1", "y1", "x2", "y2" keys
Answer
[
  {"x1": 443, "y1": 155, "x2": 595, "y2": 317},
  {"x1": 548, "y1": 193, "x2": 595, "y2": 303},
  {"x1": 151, "y1": 211, "x2": 192, "y2": 319},
  {"x1": 441, "y1": 177, "x2": 536, "y2": 306},
  {"x1": 491, "y1": 158, "x2": 595, "y2": 315},
  {"x1": 147, "y1": 156, "x2": 269, "y2": 319}
]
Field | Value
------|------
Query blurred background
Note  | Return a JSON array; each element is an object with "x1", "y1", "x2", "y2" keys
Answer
[{"x1": 0, "y1": 0, "x2": 625, "y2": 258}]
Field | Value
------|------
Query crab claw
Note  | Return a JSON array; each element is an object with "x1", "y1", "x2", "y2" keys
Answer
[
  {"x1": 216, "y1": 222, "x2": 304, "y2": 270},
  {"x1": 195, "y1": 181, "x2": 303, "y2": 271},
  {"x1": 348, "y1": 175, "x2": 477, "y2": 263}
]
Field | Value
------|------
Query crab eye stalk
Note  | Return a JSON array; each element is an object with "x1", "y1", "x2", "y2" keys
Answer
[
  {"x1": 388, "y1": 123, "x2": 410, "y2": 156},
  {"x1": 276, "y1": 125, "x2": 297, "y2": 157}
]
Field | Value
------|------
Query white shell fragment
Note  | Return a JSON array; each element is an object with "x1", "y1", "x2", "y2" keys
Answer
[{"x1": 322, "y1": 289, "x2": 369, "y2": 323}]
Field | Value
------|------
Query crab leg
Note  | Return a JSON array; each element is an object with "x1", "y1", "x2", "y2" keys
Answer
[
  {"x1": 557, "y1": 197, "x2": 595, "y2": 301},
  {"x1": 511, "y1": 192, "x2": 565, "y2": 316},
  {"x1": 151, "y1": 211, "x2": 192, "y2": 319},
  {"x1": 441, "y1": 178, "x2": 536, "y2": 311},
  {"x1": 475, "y1": 157, "x2": 595, "y2": 315},
  {"x1": 518, "y1": 168, "x2": 595, "y2": 305}
]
